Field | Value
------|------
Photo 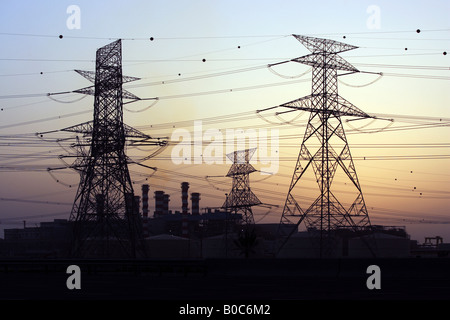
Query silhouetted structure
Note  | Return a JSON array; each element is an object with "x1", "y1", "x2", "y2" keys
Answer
[
  {"x1": 191, "y1": 193, "x2": 200, "y2": 215},
  {"x1": 221, "y1": 148, "x2": 262, "y2": 257},
  {"x1": 154, "y1": 191, "x2": 165, "y2": 217},
  {"x1": 276, "y1": 35, "x2": 376, "y2": 257},
  {"x1": 62, "y1": 40, "x2": 164, "y2": 258},
  {"x1": 142, "y1": 184, "x2": 150, "y2": 237},
  {"x1": 1, "y1": 219, "x2": 71, "y2": 258},
  {"x1": 222, "y1": 148, "x2": 262, "y2": 226},
  {"x1": 181, "y1": 182, "x2": 190, "y2": 237}
]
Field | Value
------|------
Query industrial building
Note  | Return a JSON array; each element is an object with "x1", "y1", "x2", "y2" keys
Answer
[
  {"x1": 141, "y1": 182, "x2": 243, "y2": 239},
  {"x1": 0, "y1": 182, "x2": 245, "y2": 258},
  {"x1": 0, "y1": 219, "x2": 71, "y2": 258},
  {"x1": 0, "y1": 181, "x2": 445, "y2": 259}
]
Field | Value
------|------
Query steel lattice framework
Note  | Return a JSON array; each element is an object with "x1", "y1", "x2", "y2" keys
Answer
[
  {"x1": 277, "y1": 35, "x2": 375, "y2": 257},
  {"x1": 222, "y1": 148, "x2": 262, "y2": 226},
  {"x1": 63, "y1": 40, "x2": 163, "y2": 258}
]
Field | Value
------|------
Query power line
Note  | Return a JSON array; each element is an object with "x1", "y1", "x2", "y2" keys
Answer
[
  {"x1": 0, "y1": 110, "x2": 91, "y2": 130},
  {"x1": 0, "y1": 58, "x2": 93, "y2": 63},
  {"x1": 1, "y1": 29, "x2": 449, "y2": 40},
  {"x1": 306, "y1": 28, "x2": 450, "y2": 36},
  {"x1": 353, "y1": 63, "x2": 450, "y2": 71},
  {"x1": 0, "y1": 32, "x2": 289, "y2": 40},
  {"x1": 1, "y1": 59, "x2": 448, "y2": 102},
  {"x1": 382, "y1": 72, "x2": 450, "y2": 81},
  {"x1": 1, "y1": 105, "x2": 448, "y2": 144},
  {"x1": 124, "y1": 64, "x2": 269, "y2": 88},
  {"x1": 0, "y1": 69, "x2": 73, "y2": 77},
  {"x1": 0, "y1": 211, "x2": 70, "y2": 223},
  {"x1": 0, "y1": 198, "x2": 72, "y2": 206}
]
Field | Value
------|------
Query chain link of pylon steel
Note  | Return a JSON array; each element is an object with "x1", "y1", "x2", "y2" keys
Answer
[
  {"x1": 277, "y1": 35, "x2": 374, "y2": 257},
  {"x1": 65, "y1": 40, "x2": 147, "y2": 258},
  {"x1": 222, "y1": 148, "x2": 262, "y2": 226}
]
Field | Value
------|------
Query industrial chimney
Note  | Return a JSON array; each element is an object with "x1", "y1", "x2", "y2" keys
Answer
[
  {"x1": 154, "y1": 191, "x2": 165, "y2": 217},
  {"x1": 141, "y1": 184, "x2": 149, "y2": 237},
  {"x1": 181, "y1": 182, "x2": 189, "y2": 215},
  {"x1": 163, "y1": 193, "x2": 170, "y2": 215},
  {"x1": 133, "y1": 196, "x2": 140, "y2": 216},
  {"x1": 142, "y1": 184, "x2": 149, "y2": 218},
  {"x1": 191, "y1": 192, "x2": 200, "y2": 215},
  {"x1": 181, "y1": 182, "x2": 189, "y2": 238}
]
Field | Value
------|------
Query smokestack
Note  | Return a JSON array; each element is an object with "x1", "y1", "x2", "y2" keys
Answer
[
  {"x1": 181, "y1": 182, "x2": 189, "y2": 238},
  {"x1": 134, "y1": 196, "x2": 140, "y2": 215},
  {"x1": 181, "y1": 182, "x2": 189, "y2": 215},
  {"x1": 191, "y1": 192, "x2": 200, "y2": 215},
  {"x1": 142, "y1": 184, "x2": 149, "y2": 218},
  {"x1": 141, "y1": 184, "x2": 149, "y2": 238},
  {"x1": 124, "y1": 192, "x2": 134, "y2": 216},
  {"x1": 163, "y1": 194, "x2": 170, "y2": 215},
  {"x1": 154, "y1": 191, "x2": 165, "y2": 217}
]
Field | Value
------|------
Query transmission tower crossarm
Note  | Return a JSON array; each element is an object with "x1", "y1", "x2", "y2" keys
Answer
[
  {"x1": 73, "y1": 86, "x2": 95, "y2": 96},
  {"x1": 334, "y1": 95, "x2": 372, "y2": 118},
  {"x1": 123, "y1": 124, "x2": 152, "y2": 138},
  {"x1": 292, "y1": 34, "x2": 359, "y2": 54},
  {"x1": 73, "y1": 86, "x2": 140, "y2": 101},
  {"x1": 75, "y1": 69, "x2": 140, "y2": 84},
  {"x1": 61, "y1": 121, "x2": 94, "y2": 134},
  {"x1": 122, "y1": 75, "x2": 141, "y2": 83},
  {"x1": 74, "y1": 70, "x2": 96, "y2": 83},
  {"x1": 279, "y1": 94, "x2": 373, "y2": 118},
  {"x1": 292, "y1": 54, "x2": 359, "y2": 73},
  {"x1": 62, "y1": 121, "x2": 166, "y2": 146}
]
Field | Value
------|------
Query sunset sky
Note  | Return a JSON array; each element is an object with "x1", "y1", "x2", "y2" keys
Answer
[{"x1": 0, "y1": 0, "x2": 449, "y2": 243}]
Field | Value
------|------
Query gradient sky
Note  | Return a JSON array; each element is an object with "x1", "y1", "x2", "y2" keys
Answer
[{"x1": 0, "y1": 0, "x2": 449, "y2": 243}]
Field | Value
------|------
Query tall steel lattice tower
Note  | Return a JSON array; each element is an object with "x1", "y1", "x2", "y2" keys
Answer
[
  {"x1": 62, "y1": 39, "x2": 162, "y2": 258},
  {"x1": 222, "y1": 148, "x2": 262, "y2": 226},
  {"x1": 277, "y1": 35, "x2": 375, "y2": 257}
]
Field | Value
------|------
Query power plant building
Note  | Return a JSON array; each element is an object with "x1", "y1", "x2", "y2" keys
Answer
[{"x1": 0, "y1": 182, "x2": 428, "y2": 259}]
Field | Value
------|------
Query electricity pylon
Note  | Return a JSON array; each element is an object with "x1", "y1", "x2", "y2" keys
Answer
[
  {"x1": 222, "y1": 148, "x2": 262, "y2": 258},
  {"x1": 63, "y1": 39, "x2": 164, "y2": 258},
  {"x1": 277, "y1": 35, "x2": 375, "y2": 257},
  {"x1": 222, "y1": 148, "x2": 262, "y2": 226}
]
